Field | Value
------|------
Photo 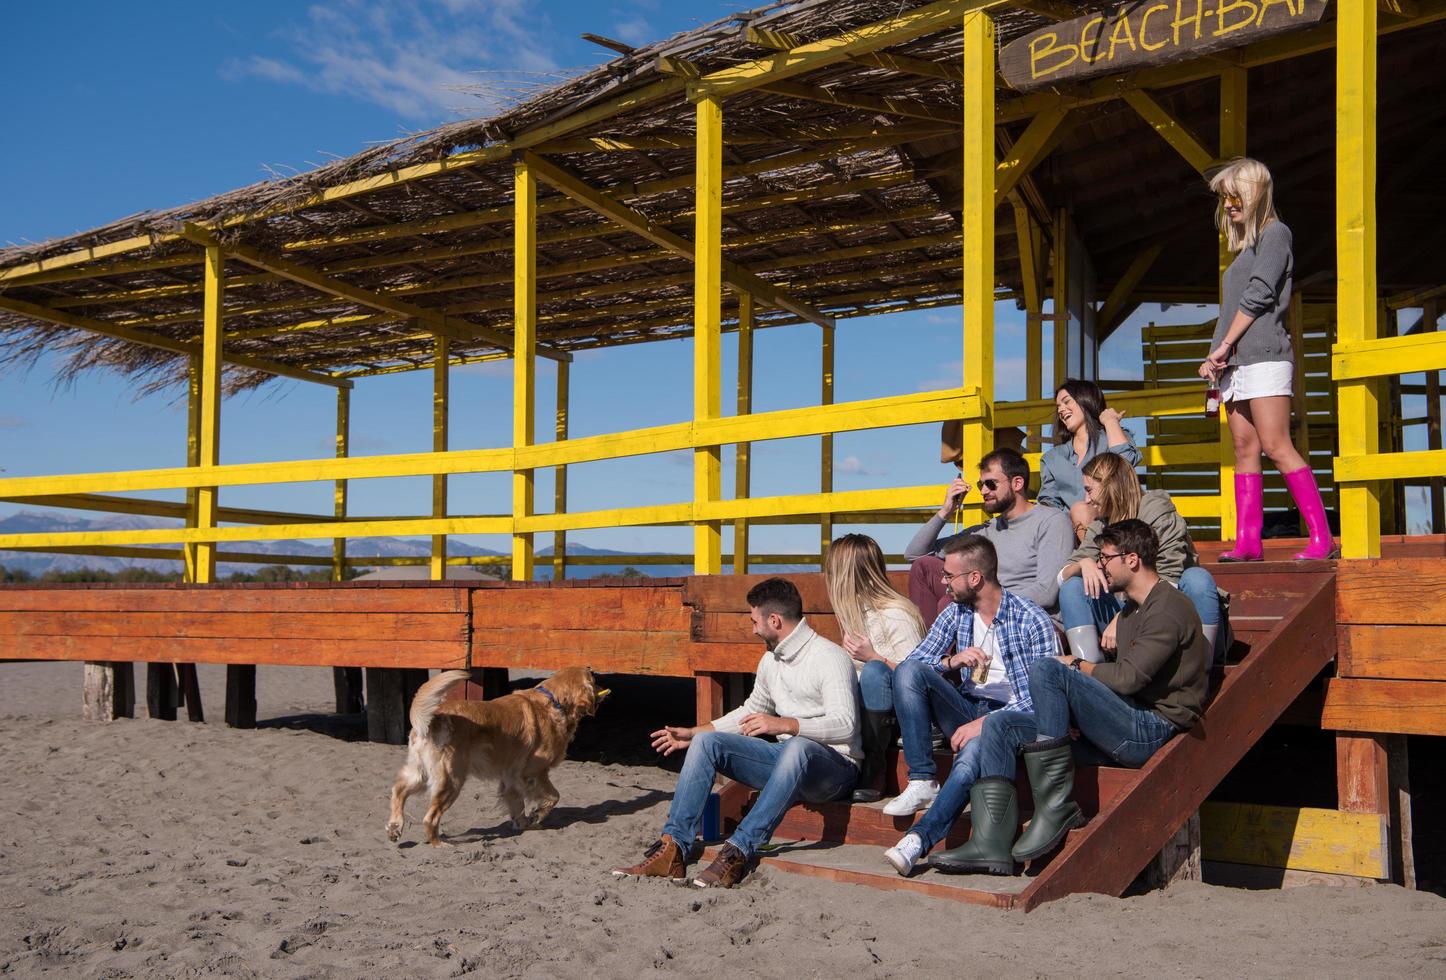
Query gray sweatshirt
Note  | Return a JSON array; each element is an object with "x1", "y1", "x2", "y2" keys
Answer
[
  {"x1": 1067, "y1": 490, "x2": 1199, "y2": 585},
  {"x1": 905, "y1": 504, "x2": 1074, "y2": 616},
  {"x1": 1211, "y1": 220, "x2": 1294, "y2": 367}
]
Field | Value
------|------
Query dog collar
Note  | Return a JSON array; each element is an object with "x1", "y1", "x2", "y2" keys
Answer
[{"x1": 536, "y1": 684, "x2": 563, "y2": 713}]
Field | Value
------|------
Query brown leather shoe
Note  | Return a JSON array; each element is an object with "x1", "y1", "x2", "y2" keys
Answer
[
  {"x1": 692, "y1": 842, "x2": 751, "y2": 889},
  {"x1": 612, "y1": 835, "x2": 688, "y2": 880}
]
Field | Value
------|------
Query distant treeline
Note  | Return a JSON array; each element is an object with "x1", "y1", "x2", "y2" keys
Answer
[{"x1": 0, "y1": 565, "x2": 360, "y2": 584}]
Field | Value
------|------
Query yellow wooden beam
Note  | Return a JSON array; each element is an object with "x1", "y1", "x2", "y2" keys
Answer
[
  {"x1": 995, "y1": 106, "x2": 1071, "y2": 208},
  {"x1": 1123, "y1": 89, "x2": 1217, "y2": 175},
  {"x1": 1337, "y1": 0, "x2": 1381, "y2": 559},
  {"x1": 1051, "y1": 207, "x2": 1069, "y2": 387},
  {"x1": 1217, "y1": 66, "x2": 1247, "y2": 542},
  {"x1": 521, "y1": 150, "x2": 833, "y2": 329},
  {"x1": 820, "y1": 323, "x2": 835, "y2": 565},
  {"x1": 183, "y1": 353, "x2": 201, "y2": 582},
  {"x1": 0, "y1": 516, "x2": 514, "y2": 551},
  {"x1": 431, "y1": 335, "x2": 450, "y2": 581},
  {"x1": 552, "y1": 359, "x2": 570, "y2": 581},
  {"x1": 1201, "y1": 802, "x2": 1389, "y2": 879},
  {"x1": 1333, "y1": 332, "x2": 1446, "y2": 381},
  {"x1": 960, "y1": 9, "x2": 996, "y2": 525},
  {"x1": 0, "y1": 293, "x2": 350, "y2": 388},
  {"x1": 1097, "y1": 242, "x2": 1164, "y2": 337},
  {"x1": 735, "y1": 292, "x2": 754, "y2": 575},
  {"x1": 1335, "y1": 448, "x2": 1446, "y2": 484},
  {"x1": 513, "y1": 159, "x2": 538, "y2": 582},
  {"x1": 194, "y1": 246, "x2": 223, "y2": 584},
  {"x1": 333, "y1": 387, "x2": 349, "y2": 582},
  {"x1": 1015, "y1": 204, "x2": 1044, "y2": 450},
  {"x1": 694, "y1": 95, "x2": 725, "y2": 575},
  {"x1": 694, "y1": 0, "x2": 1007, "y2": 98}
]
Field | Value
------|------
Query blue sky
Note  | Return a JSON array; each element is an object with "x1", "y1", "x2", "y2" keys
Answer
[{"x1": 2, "y1": 0, "x2": 1325, "y2": 563}]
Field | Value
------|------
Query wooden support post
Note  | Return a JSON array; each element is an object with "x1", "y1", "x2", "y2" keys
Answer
[
  {"x1": 1015, "y1": 204, "x2": 1045, "y2": 450},
  {"x1": 331, "y1": 386, "x2": 363, "y2": 714},
  {"x1": 1336, "y1": 0, "x2": 1382, "y2": 559},
  {"x1": 175, "y1": 353, "x2": 205, "y2": 724},
  {"x1": 819, "y1": 324, "x2": 835, "y2": 566},
  {"x1": 479, "y1": 668, "x2": 510, "y2": 700},
  {"x1": 431, "y1": 334, "x2": 450, "y2": 581},
  {"x1": 146, "y1": 663, "x2": 178, "y2": 721},
  {"x1": 735, "y1": 293, "x2": 754, "y2": 574},
  {"x1": 693, "y1": 95, "x2": 724, "y2": 575},
  {"x1": 83, "y1": 662, "x2": 134, "y2": 721},
  {"x1": 224, "y1": 665, "x2": 256, "y2": 729},
  {"x1": 1425, "y1": 299, "x2": 1444, "y2": 533},
  {"x1": 960, "y1": 10, "x2": 996, "y2": 526},
  {"x1": 553, "y1": 359, "x2": 570, "y2": 580},
  {"x1": 177, "y1": 664, "x2": 204, "y2": 723},
  {"x1": 366, "y1": 668, "x2": 427, "y2": 744},
  {"x1": 1380, "y1": 304, "x2": 1403, "y2": 535},
  {"x1": 1144, "y1": 811, "x2": 1203, "y2": 890},
  {"x1": 1051, "y1": 208, "x2": 1069, "y2": 388},
  {"x1": 1218, "y1": 67, "x2": 1247, "y2": 543},
  {"x1": 196, "y1": 245, "x2": 223, "y2": 583},
  {"x1": 696, "y1": 672, "x2": 725, "y2": 726},
  {"x1": 513, "y1": 159, "x2": 538, "y2": 581},
  {"x1": 1336, "y1": 731, "x2": 1412, "y2": 885}
]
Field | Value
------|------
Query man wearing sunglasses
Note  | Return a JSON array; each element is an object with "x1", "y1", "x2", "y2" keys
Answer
[
  {"x1": 905, "y1": 447, "x2": 1074, "y2": 626},
  {"x1": 929, "y1": 519, "x2": 1209, "y2": 875}
]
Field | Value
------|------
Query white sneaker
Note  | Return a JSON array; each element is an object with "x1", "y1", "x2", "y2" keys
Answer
[
  {"x1": 884, "y1": 833, "x2": 924, "y2": 876},
  {"x1": 882, "y1": 779, "x2": 938, "y2": 817}
]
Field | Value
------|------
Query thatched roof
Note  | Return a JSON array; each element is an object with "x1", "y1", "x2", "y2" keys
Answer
[{"x1": 1, "y1": 1, "x2": 1442, "y2": 393}]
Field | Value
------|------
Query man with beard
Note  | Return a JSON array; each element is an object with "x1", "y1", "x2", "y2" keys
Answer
[
  {"x1": 878, "y1": 535, "x2": 1059, "y2": 851},
  {"x1": 612, "y1": 577, "x2": 861, "y2": 889},
  {"x1": 905, "y1": 447, "x2": 1075, "y2": 626}
]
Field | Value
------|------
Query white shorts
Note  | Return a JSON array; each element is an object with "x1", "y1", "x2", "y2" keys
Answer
[{"x1": 1221, "y1": 360, "x2": 1293, "y2": 402}]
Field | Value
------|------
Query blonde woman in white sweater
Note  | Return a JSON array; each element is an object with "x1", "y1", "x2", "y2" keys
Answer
[{"x1": 826, "y1": 533, "x2": 925, "y2": 802}]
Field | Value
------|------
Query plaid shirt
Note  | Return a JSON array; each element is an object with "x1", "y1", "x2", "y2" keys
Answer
[{"x1": 902, "y1": 589, "x2": 1059, "y2": 713}]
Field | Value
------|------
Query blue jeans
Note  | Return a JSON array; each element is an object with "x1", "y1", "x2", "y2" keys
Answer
[
  {"x1": 858, "y1": 659, "x2": 895, "y2": 712},
  {"x1": 909, "y1": 736, "x2": 984, "y2": 852},
  {"x1": 977, "y1": 659, "x2": 1179, "y2": 780},
  {"x1": 1059, "y1": 568, "x2": 1219, "y2": 632},
  {"x1": 893, "y1": 658, "x2": 1000, "y2": 782},
  {"x1": 660, "y1": 732, "x2": 858, "y2": 858}
]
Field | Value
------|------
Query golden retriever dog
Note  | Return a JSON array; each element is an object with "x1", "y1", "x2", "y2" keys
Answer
[{"x1": 385, "y1": 667, "x2": 608, "y2": 846}]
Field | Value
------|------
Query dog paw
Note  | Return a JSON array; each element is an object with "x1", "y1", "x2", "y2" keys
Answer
[{"x1": 386, "y1": 821, "x2": 403, "y2": 842}]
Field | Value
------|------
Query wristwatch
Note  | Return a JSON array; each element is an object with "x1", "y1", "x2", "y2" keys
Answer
[{"x1": 1068, "y1": 657, "x2": 1084, "y2": 672}]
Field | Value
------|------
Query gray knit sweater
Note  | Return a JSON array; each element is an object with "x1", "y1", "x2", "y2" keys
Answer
[{"x1": 1211, "y1": 220, "x2": 1294, "y2": 367}]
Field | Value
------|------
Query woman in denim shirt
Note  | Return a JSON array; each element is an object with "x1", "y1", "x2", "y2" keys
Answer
[{"x1": 1038, "y1": 379, "x2": 1139, "y2": 537}]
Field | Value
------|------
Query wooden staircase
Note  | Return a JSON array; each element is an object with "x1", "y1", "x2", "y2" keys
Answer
[{"x1": 712, "y1": 564, "x2": 1338, "y2": 909}]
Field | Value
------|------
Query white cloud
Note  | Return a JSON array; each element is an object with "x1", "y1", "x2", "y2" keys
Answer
[
  {"x1": 224, "y1": 0, "x2": 562, "y2": 122},
  {"x1": 612, "y1": 17, "x2": 653, "y2": 46},
  {"x1": 836, "y1": 455, "x2": 883, "y2": 477}
]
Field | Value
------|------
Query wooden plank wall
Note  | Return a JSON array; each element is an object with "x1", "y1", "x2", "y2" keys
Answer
[{"x1": 0, "y1": 584, "x2": 471, "y2": 670}]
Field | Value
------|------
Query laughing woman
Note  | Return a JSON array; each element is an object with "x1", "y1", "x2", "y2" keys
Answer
[
  {"x1": 825, "y1": 534, "x2": 925, "y2": 803},
  {"x1": 1201, "y1": 158, "x2": 1337, "y2": 561},
  {"x1": 1038, "y1": 379, "x2": 1139, "y2": 540}
]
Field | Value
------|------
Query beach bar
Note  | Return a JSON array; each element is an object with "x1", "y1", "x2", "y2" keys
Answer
[{"x1": 0, "y1": 0, "x2": 1443, "y2": 906}]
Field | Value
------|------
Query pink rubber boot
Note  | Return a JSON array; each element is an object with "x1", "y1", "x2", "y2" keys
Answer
[
  {"x1": 1283, "y1": 466, "x2": 1340, "y2": 560},
  {"x1": 1219, "y1": 472, "x2": 1264, "y2": 562}
]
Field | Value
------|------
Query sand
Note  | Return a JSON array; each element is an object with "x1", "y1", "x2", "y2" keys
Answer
[{"x1": 2, "y1": 661, "x2": 1443, "y2": 979}]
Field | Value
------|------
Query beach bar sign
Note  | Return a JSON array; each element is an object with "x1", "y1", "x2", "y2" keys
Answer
[{"x1": 999, "y1": 0, "x2": 1331, "y2": 92}]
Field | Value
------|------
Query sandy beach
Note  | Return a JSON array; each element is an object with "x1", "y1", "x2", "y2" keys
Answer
[{"x1": 2, "y1": 661, "x2": 1443, "y2": 979}]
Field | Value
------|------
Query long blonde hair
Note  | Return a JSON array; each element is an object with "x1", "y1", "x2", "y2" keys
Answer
[
  {"x1": 1210, "y1": 157, "x2": 1277, "y2": 252},
  {"x1": 1082, "y1": 453, "x2": 1143, "y2": 525},
  {"x1": 825, "y1": 534, "x2": 923, "y2": 641}
]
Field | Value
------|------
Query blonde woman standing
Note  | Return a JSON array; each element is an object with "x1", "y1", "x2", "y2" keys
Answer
[
  {"x1": 1200, "y1": 158, "x2": 1337, "y2": 561},
  {"x1": 825, "y1": 533, "x2": 925, "y2": 803}
]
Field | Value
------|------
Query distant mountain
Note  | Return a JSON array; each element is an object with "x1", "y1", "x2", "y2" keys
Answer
[{"x1": 0, "y1": 510, "x2": 818, "y2": 580}]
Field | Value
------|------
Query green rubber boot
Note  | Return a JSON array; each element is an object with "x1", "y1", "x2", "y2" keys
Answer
[
  {"x1": 1011, "y1": 736, "x2": 1086, "y2": 862},
  {"x1": 929, "y1": 777, "x2": 1019, "y2": 876}
]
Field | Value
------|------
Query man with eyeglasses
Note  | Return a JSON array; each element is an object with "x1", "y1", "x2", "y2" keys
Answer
[
  {"x1": 878, "y1": 534, "x2": 1058, "y2": 856},
  {"x1": 927, "y1": 518, "x2": 1209, "y2": 876},
  {"x1": 905, "y1": 448, "x2": 1074, "y2": 627}
]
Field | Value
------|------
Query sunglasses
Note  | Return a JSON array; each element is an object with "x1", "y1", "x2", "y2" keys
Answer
[
  {"x1": 977, "y1": 478, "x2": 1000, "y2": 491},
  {"x1": 1218, "y1": 192, "x2": 1242, "y2": 209}
]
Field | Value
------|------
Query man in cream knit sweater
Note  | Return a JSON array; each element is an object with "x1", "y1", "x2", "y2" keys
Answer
[{"x1": 612, "y1": 578, "x2": 861, "y2": 889}]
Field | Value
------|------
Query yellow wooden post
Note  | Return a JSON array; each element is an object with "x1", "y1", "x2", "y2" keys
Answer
[
  {"x1": 552, "y1": 360, "x2": 569, "y2": 581},
  {"x1": 735, "y1": 292, "x2": 754, "y2": 575},
  {"x1": 819, "y1": 324, "x2": 835, "y2": 565},
  {"x1": 430, "y1": 335, "x2": 449, "y2": 581},
  {"x1": 960, "y1": 10, "x2": 995, "y2": 525},
  {"x1": 1217, "y1": 66, "x2": 1247, "y2": 542},
  {"x1": 1336, "y1": 0, "x2": 1380, "y2": 559},
  {"x1": 1015, "y1": 204, "x2": 1044, "y2": 450},
  {"x1": 1052, "y1": 208, "x2": 1069, "y2": 389},
  {"x1": 693, "y1": 94, "x2": 724, "y2": 575},
  {"x1": 513, "y1": 158, "x2": 538, "y2": 580},
  {"x1": 183, "y1": 354, "x2": 201, "y2": 582},
  {"x1": 195, "y1": 245, "x2": 223, "y2": 584},
  {"x1": 333, "y1": 387, "x2": 349, "y2": 581}
]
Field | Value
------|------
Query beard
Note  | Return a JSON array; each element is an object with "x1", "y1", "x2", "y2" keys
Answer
[
  {"x1": 983, "y1": 489, "x2": 1013, "y2": 516},
  {"x1": 950, "y1": 583, "x2": 981, "y2": 607}
]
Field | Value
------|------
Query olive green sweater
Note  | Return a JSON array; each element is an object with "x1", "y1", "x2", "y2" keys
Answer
[
  {"x1": 1092, "y1": 580, "x2": 1209, "y2": 730},
  {"x1": 1068, "y1": 490, "x2": 1198, "y2": 585}
]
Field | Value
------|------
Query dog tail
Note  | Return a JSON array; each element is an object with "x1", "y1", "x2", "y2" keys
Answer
[{"x1": 409, "y1": 669, "x2": 473, "y2": 734}]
